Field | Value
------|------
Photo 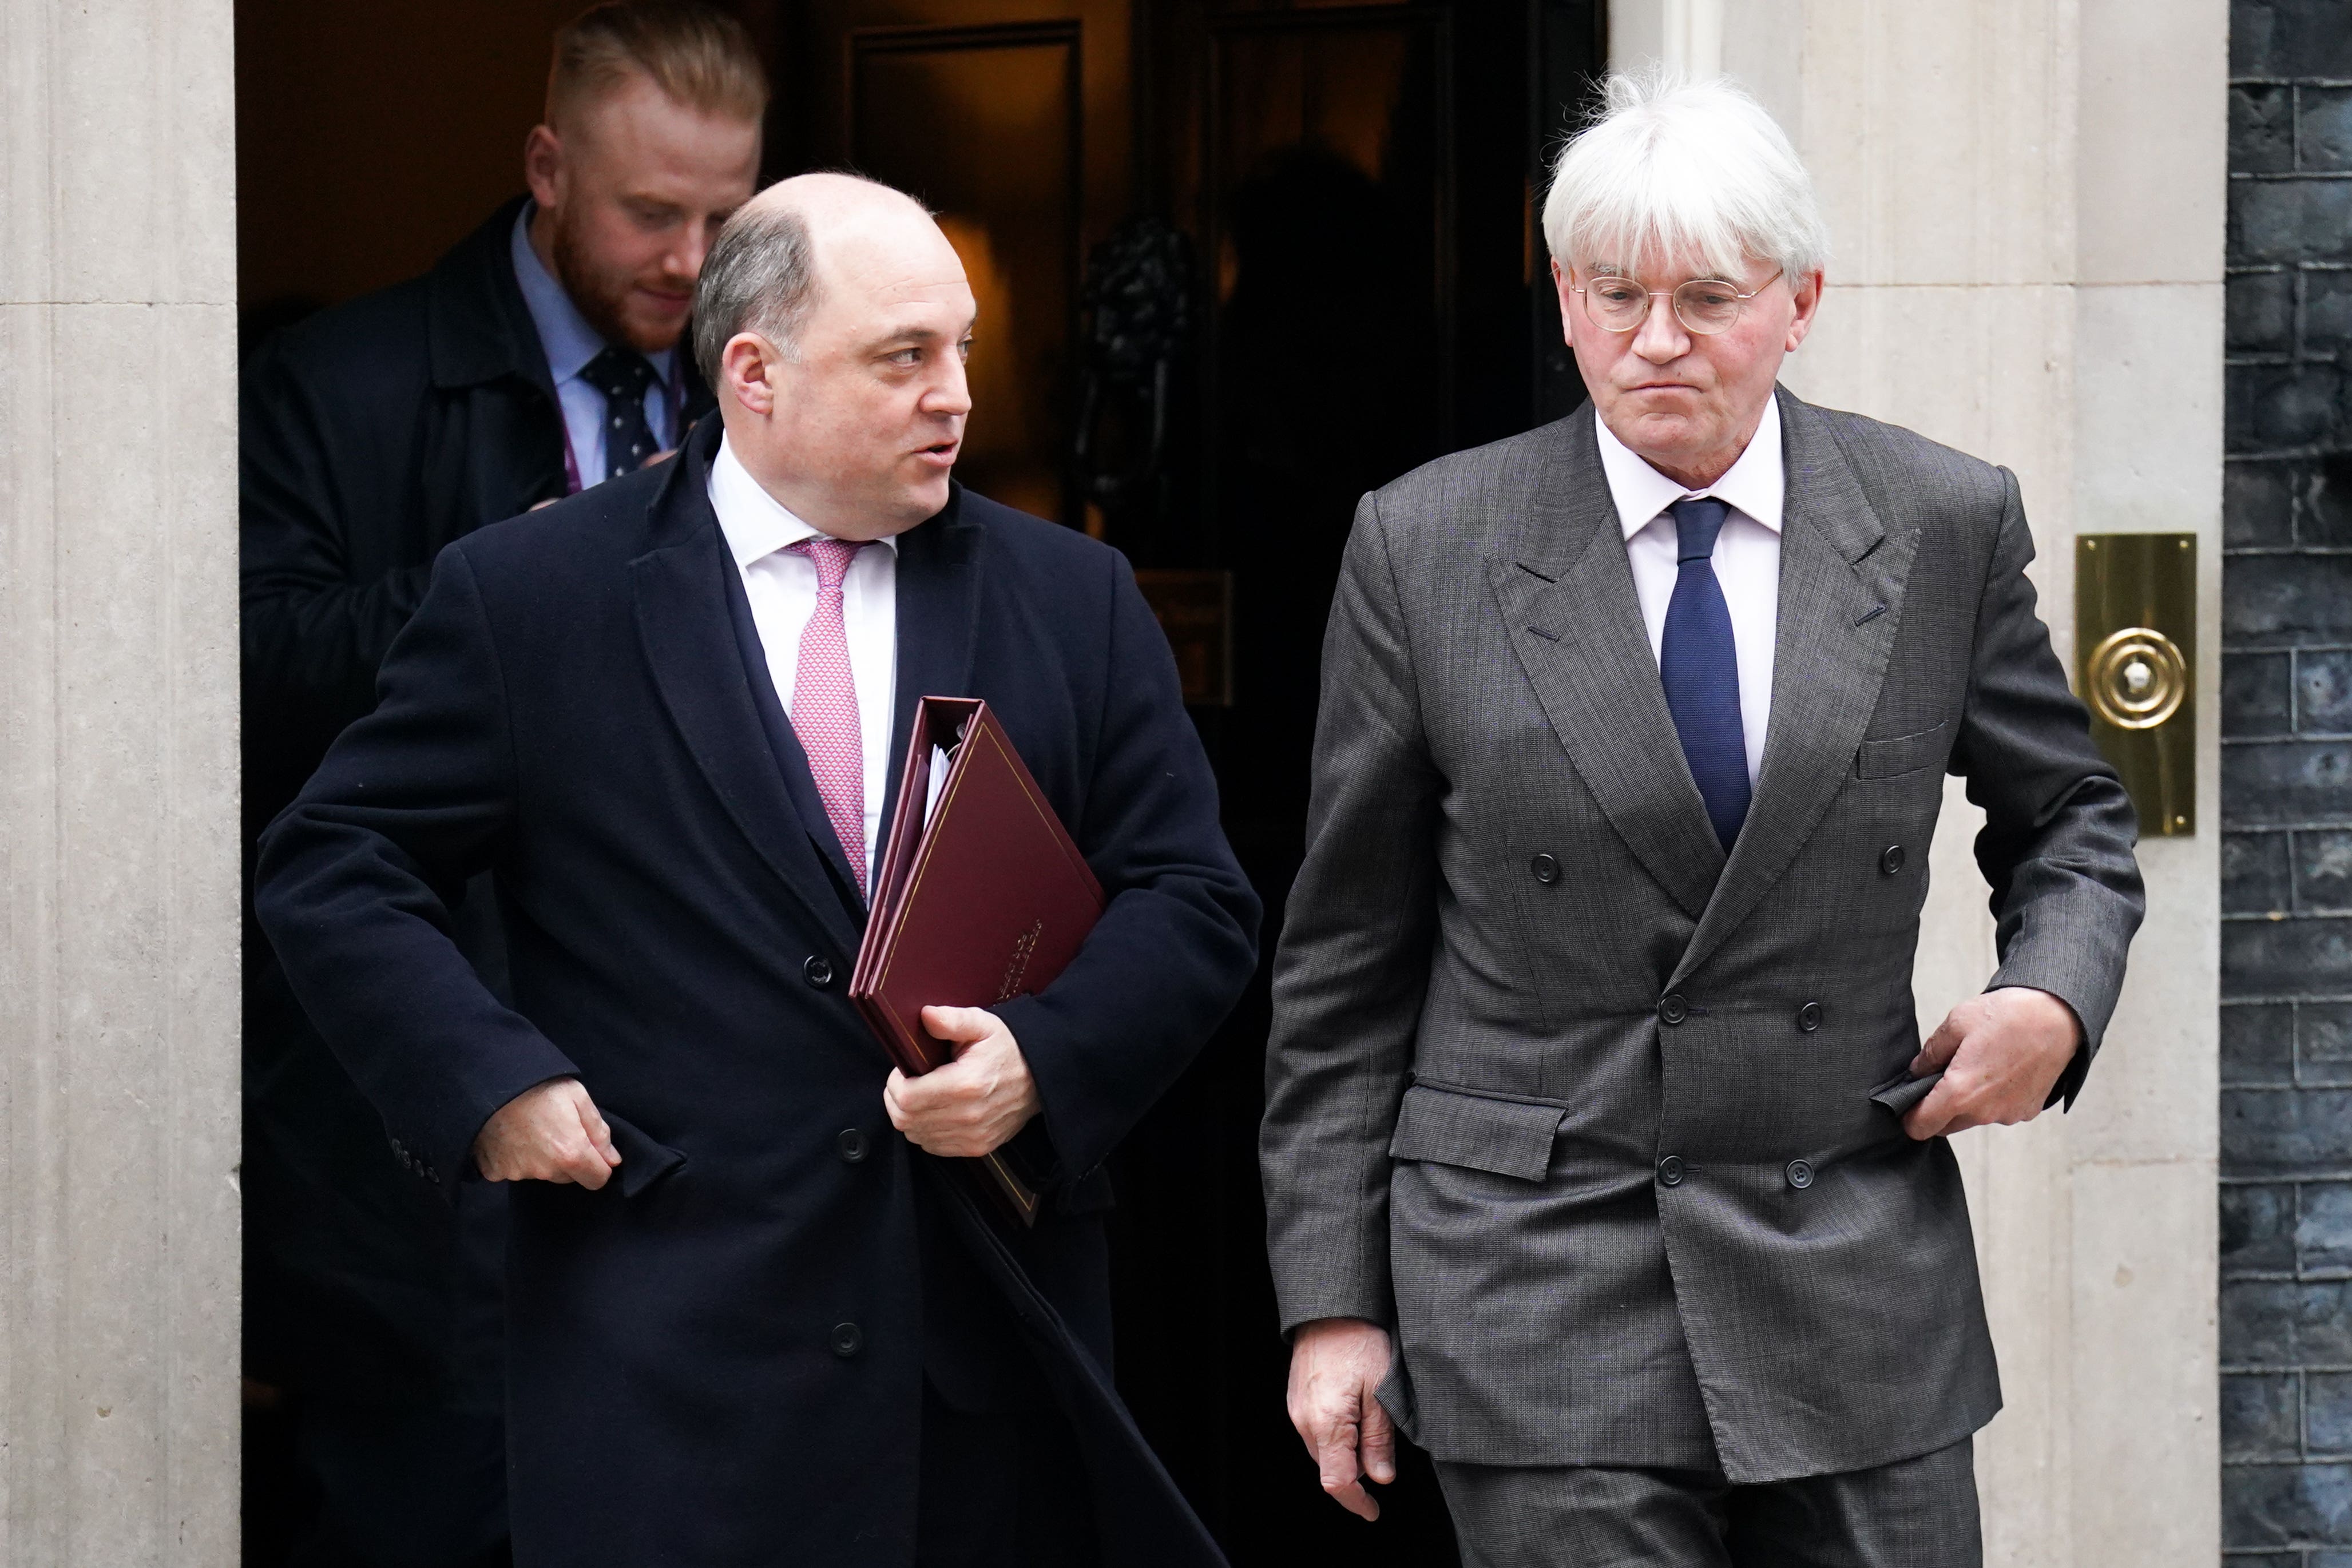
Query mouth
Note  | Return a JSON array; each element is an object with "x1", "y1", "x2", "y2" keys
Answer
[{"x1": 912, "y1": 439, "x2": 961, "y2": 469}]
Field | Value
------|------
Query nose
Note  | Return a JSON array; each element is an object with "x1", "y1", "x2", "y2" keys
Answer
[
  {"x1": 923, "y1": 350, "x2": 973, "y2": 418},
  {"x1": 1632, "y1": 288, "x2": 1689, "y2": 363}
]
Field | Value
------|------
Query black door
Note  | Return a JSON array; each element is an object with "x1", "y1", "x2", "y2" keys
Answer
[{"x1": 777, "y1": 4, "x2": 1603, "y2": 1557}]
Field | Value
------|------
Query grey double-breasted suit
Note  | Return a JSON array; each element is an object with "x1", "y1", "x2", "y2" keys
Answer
[{"x1": 1260, "y1": 388, "x2": 2143, "y2": 1483}]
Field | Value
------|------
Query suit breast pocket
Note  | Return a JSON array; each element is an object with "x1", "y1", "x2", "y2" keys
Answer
[{"x1": 1854, "y1": 720, "x2": 1952, "y2": 780}]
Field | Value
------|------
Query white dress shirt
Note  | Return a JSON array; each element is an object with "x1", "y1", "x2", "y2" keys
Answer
[
  {"x1": 1595, "y1": 396, "x2": 1784, "y2": 786},
  {"x1": 707, "y1": 435, "x2": 899, "y2": 884},
  {"x1": 510, "y1": 205, "x2": 680, "y2": 487}
]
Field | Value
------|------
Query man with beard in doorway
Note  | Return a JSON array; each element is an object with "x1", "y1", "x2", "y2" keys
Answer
[{"x1": 239, "y1": 6, "x2": 762, "y2": 1564}]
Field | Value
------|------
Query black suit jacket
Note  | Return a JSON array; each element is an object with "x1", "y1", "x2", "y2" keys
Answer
[
  {"x1": 255, "y1": 418, "x2": 1260, "y2": 1564},
  {"x1": 239, "y1": 197, "x2": 717, "y2": 1403}
]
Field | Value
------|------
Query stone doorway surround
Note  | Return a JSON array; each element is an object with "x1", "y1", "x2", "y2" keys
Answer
[
  {"x1": 1616, "y1": 0, "x2": 2227, "y2": 1562},
  {"x1": 1, "y1": 0, "x2": 241, "y2": 1560}
]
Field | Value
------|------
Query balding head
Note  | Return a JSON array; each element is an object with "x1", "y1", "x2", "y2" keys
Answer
[{"x1": 697, "y1": 172, "x2": 977, "y2": 538}]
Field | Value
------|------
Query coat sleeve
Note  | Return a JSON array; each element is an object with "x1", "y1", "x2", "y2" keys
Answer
[
  {"x1": 240, "y1": 336, "x2": 435, "y2": 717},
  {"x1": 1953, "y1": 468, "x2": 2147, "y2": 1103},
  {"x1": 254, "y1": 542, "x2": 580, "y2": 1189},
  {"x1": 1258, "y1": 493, "x2": 1443, "y2": 1335},
  {"x1": 988, "y1": 550, "x2": 1263, "y2": 1184}
]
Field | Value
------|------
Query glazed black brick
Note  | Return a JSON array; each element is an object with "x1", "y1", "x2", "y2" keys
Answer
[
  {"x1": 2229, "y1": 652, "x2": 2296, "y2": 738},
  {"x1": 2226, "y1": 1180, "x2": 2299, "y2": 1271},
  {"x1": 2219, "y1": 1556, "x2": 2301, "y2": 1568},
  {"x1": 2303, "y1": 455, "x2": 2352, "y2": 547},
  {"x1": 2226, "y1": 559, "x2": 2352, "y2": 648},
  {"x1": 2237, "y1": 85, "x2": 2298, "y2": 173},
  {"x1": 2224, "y1": 743, "x2": 2352, "y2": 827},
  {"x1": 2234, "y1": 269, "x2": 2298, "y2": 353},
  {"x1": 2232, "y1": 180, "x2": 2352, "y2": 267},
  {"x1": 2303, "y1": 1004, "x2": 2352, "y2": 1085},
  {"x1": 2230, "y1": 362, "x2": 2349, "y2": 453},
  {"x1": 2318, "y1": 1374, "x2": 2352, "y2": 1454},
  {"x1": 2224, "y1": 919, "x2": 2352, "y2": 1001},
  {"x1": 2235, "y1": 832, "x2": 2297, "y2": 912},
  {"x1": 2305, "y1": 1182, "x2": 2352, "y2": 1274},
  {"x1": 2302, "y1": 832, "x2": 2352, "y2": 910},
  {"x1": 2225, "y1": 1460, "x2": 2352, "y2": 1546},
  {"x1": 2228, "y1": 461, "x2": 2299, "y2": 549},
  {"x1": 2228, "y1": 1004, "x2": 2299, "y2": 1086},
  {"x1": 2313, "y1": 272, "x2": 2352, "y2": 358},
  {"x1": 2232, "y1": 0, "x2": 2352, "y2": 78},
  {"x1": 2306, "y1": 652, "x2": 2352, "y2": 733},
  {"x1": 2230, "y1": 1373, "x2": 2305, "y2": 1460},
  {"x1": 2225, "y1": 1085, "x2": 2352, "y2": 1170},
  {"x1": 2305, "y1": 88, "x2": 2352, "y2": 171}
]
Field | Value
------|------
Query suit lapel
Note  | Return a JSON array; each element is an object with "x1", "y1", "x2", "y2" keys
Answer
[
  {"x1": 1670, "y1": 389, "x2": 1913, "y2": 983},
  {"x1": 1492, "y1": 410, "x2": 1726, "y2": 921},
  {"x1": 874, "y1": 490, "x2": 984, "y2": 868},
  {"x1": 631, "y1": 431, "x2": 864, "y2": 959}
]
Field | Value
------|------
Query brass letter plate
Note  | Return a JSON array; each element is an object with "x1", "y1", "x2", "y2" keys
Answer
[{"x1": 2075, "y1": 533, "x2": 2195, "y2": 836}]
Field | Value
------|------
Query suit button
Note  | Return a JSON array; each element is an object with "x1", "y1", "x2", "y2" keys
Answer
[
  {"x1": 1659, "y1": 993, "x2": 1689, "y2": 1026},
  {"x1": 1880, "y1": 844, "x2": 1906, "y2": 876},
  {"x1": 836, "y1": 1128, "x2": 869, "y2": 1164},
  {"x1": 1657, "y1": 1155, "x2": 1685, "y2": 1187},
  {"x1": 804, "y1": 955, "x2": 835, "y2": 990},
  {"x1": 1530, "y1": 853, "x2": 1561, "y2": 885},
  {"x1": 1787, "y1": 1159, "x2": 1815, "y2": 1190},
  {"x1": 1796, "y1": 1001, "x2": 1824, "y2": 1033},
  {"x1": 831, "y1": 1321, "x2": 864, "y2": 1358}
]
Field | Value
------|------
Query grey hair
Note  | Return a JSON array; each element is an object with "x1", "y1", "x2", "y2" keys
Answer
[
  {"x1": 1541, "y1": 68, "x2": 1830, "y2": 283},
  {"x1": 693, "y1": 197, "x2": 817, "y2": 386}
]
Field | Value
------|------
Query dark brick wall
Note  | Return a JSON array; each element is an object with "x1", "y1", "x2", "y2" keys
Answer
[{"x1": 2224, "y1": 5, "x2": 2352, "y2": 1562}]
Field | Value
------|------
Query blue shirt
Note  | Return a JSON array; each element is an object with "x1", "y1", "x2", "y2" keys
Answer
[{"x1": 510, "y1": 205, "x2": 679, "y2": 489}]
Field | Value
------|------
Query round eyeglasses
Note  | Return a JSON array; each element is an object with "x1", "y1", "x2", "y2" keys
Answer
[{"x1": 1572, "y1": 269, "x2": 1784, "y2": 336}]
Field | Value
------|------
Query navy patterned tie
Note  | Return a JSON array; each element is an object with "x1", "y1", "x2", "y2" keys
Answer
[
  {"x1": 1660, "y1": 497, "x2": 1751, "y2": 852},
  {"x1": 579, "y1": 347, "x2": 659, "y2": 484}
]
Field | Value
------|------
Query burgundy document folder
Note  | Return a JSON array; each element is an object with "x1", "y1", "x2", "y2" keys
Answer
[{"x1": 850, "y1": 697, "x2": 1105, "y2": 1225}]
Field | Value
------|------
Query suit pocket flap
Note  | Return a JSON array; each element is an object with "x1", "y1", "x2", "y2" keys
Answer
[
  {"x1": 1854, "y1": 720, "x2": 1952, "y2": 779},
  {"x1": 1868, "y1": 1066, "x2": 1945, "y2": 1116},
  {"x1": 601, "y1": 1111, "x2": 689, "y2": 1198},
  {"x1": 1387, "y1": 1083, "x2": 1562, "y2": 1182}
]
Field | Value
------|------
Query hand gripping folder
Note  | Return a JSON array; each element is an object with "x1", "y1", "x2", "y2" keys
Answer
[{"x1": 849, "y1": 697, "x2": 1105, "y2": 1225}]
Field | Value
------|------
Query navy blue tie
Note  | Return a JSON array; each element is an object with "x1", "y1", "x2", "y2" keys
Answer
[
  {"x1": 580, "y1": 347, "x2": 659, "y2": 485},
  {"x1": 1659, "y1": 497, "x2": 1751, "y2": 852}
]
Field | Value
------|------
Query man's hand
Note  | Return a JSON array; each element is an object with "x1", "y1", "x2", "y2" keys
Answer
[
  {"x1": 883, "y1": 1006, "x2": 1042, "y2": 1158},
  {"x1": 1286, "y1": 1317, "x2": 1397, "y2": 1521},
  {"x1": 1903, "y1": 986, "x2": 2083, "y2": 1141},
  {"x1": 473, "y1": 1077, "x2": 622, "y2": 1188}
]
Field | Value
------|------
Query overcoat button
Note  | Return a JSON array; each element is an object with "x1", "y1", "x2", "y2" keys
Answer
[
  {"x1": 1659, "y1": 993, "x2": 1689, "y2": 1026},
  {"x1": 804, "y1": 955, "x2": 835, "y2": 990},
  {"x1": 1796, "y1": 1001, "x2": 1825, "y2": 1033},
  {"x1": 836, "y1": 1128, "x2": 869, "y2": 1164},
  {"x1": 1787, "y1": 1159, "x2": 1815, "y2": 1190},
  {"x1": 1530, "y1": 853, "x2": 1561, "y2": 885},
  {"x1": 831, "y1": 1321, "x2": 864, "y2": 1357},
  {"x1": 1881, "y1": 844, "x2": 1907, "y2": 876},
  {"x1": 1657, "y1": 1155, "x2": 1686, "y2": 1187}
]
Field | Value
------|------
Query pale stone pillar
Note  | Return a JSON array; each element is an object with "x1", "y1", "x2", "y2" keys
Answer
[
  {"x1": 0, "y1": 0, "x2": 240, "y2": 1561},
  {"x1": 1612, "y1": 2, "x2": 2227, "y2": 1561}
]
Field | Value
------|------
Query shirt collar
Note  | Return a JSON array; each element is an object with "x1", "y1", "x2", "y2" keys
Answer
[
  {"x1": 708, "y1": 434, "x2": 901, "y2": 568},
  {"x1": 509, "y1": 202, "x2": 675, "y2": 389},
  {"x1": 1595, "y1": 392, "x2": 1784, "y2": 541}
]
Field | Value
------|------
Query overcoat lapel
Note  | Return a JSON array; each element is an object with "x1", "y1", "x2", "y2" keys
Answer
[
  {"x1": 1669, "y1": 388, "x2": 1913, "y2": 983},
  {"x1": 1491, "y1": 408, "x2": 1726, "y2": 921},
  {"x1": 631, "y1": 428, "x2": 864, "y2": 960},
  {"x1": 874, "y1": 487, "x2": 985, "y2": 869}
]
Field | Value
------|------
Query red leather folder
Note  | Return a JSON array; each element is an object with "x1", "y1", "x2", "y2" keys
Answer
[{"x1": 850, "y1": 697, "x2": 1105, "y2": 1226}]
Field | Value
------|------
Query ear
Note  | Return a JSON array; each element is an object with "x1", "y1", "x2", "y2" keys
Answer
[
  {"x1": 721, "y1": 332, "x2": 783, "y2": 418},
  {"x1": 1550, "y1": 257, "x2": 1576, "y2": 347},
  {"x1": 523, "y1": 124, "x2": 564, "y2": 211},
  {"x1": 1784, "y1": 268, "x2": 1825, "y2": 353}
]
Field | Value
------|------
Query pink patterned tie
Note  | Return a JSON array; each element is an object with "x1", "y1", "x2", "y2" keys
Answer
[{"x1": 787, "y1": 537, "x2": 870, "y2": 895}]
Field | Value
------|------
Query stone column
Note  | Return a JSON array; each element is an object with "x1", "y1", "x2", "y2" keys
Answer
[
  {"x1": 0, "y1": 0, "x2": 240, "y2": 1562},
  {"x1": 1613, "y1": 2, "x2": 2228, "y2": 1561}
]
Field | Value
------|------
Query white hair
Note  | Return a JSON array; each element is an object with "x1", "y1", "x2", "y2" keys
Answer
[{"x1": 1541, "y1": 69, "x2": 1830, "y2": 282}]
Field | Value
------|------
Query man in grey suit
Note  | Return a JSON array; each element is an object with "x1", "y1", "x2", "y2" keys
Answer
[{"x1": 1260, "y1": 73, "x2": 2144, "y2": 1567}]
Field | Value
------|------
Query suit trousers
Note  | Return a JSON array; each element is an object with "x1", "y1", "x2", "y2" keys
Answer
[
  {"x1": 1435, "y1": 1437, "x2": 1979, "y2": 1568},
  {"x1": 914, "y1": 1376, "x2": 1099, "y2": 1567}
]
